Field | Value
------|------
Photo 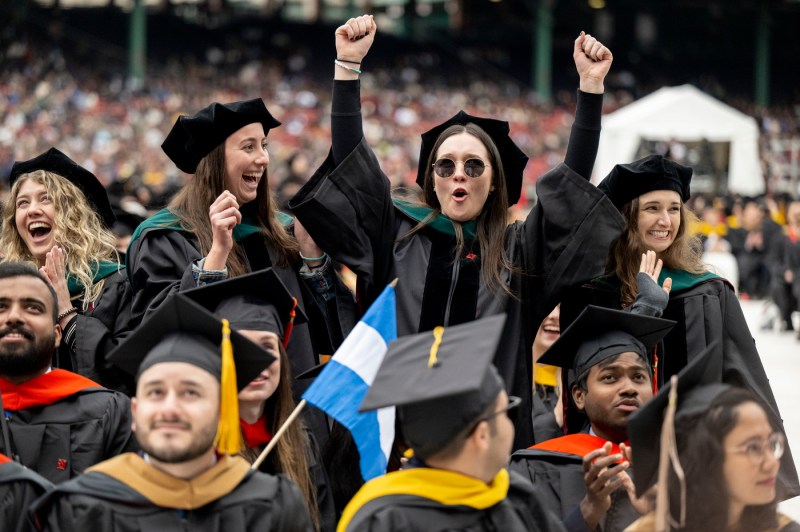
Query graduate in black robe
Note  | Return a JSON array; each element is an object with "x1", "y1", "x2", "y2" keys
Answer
[
  {"x1": 0, "y1": 453, "x2": 52, "y2": 532},
  {"x1": 510, "y1": 304, "x2": 675, "y2": 532},
  {"x1": 0, "y1": 262, "x2": 135, "y2": 484},
  {"x1": 2, "y1": 148, "x2": 134, "y2": 393},
  {"x1": 32, "y1": 294, "x2": 313, "y2": 532},
  {"x1": 290, "y1": 18, "x2": 622, "y2": 448},
  {"x1": 561, "y1": 155, "x2": 800, "y2": 499},
  {"x1": 125, "y1": 98, "x2": 356, "y2": 445},
  {"x1": 340, "y1": 314, "x2": 565, "y2": 532}
]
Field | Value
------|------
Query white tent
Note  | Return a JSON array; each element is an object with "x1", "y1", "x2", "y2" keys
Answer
[{"x1": 593, "y1": 85, "x2": 764, "y2": 195}]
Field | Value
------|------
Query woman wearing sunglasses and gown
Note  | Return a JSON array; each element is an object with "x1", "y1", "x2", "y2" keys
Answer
[{"x1": 290, "y1": 15, "x2": 624, "y2": 449}]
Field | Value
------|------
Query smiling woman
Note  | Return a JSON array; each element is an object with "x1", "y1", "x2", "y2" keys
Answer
[
  {"x1": 0, "y1": 148, "x2": 133, "y2": 392},
  {"x1": 562, "y1": 154, "x2": 800, "y2": 500}
]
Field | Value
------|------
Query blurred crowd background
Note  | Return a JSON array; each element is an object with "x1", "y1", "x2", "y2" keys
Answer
[{"x1": 1, "y1": 0, "x2": 799, "y2": 331}]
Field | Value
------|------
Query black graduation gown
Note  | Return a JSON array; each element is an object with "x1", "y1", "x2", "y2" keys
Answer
[
  {"x1": 125, "y1": 215, "x2": 358, "y2": 446},
  {"x1": 290, "y1": 139, "x2": 623, "y2": 448},
  {"x1": 59, "y1": 269, "x2": 135, "y2": 395},
  {"x1": 561, "y1": 275, "x2": 800, "y2": 499},
  {"x1": 509, "y1": 436, "x2": 639, "y2": 532},
  {"x1": 341, "y1": 468, "x2": 565, "y2": 532},
  {"x1": 255, "y1": 428, "x2": 337, "y2": 532},
  {"x1": 0, "y1": 459, "x2": 52, "y2": 532},
  {"x1": 0, "y1": 371, "x2": 136, "y2": 484},
  {"x1": 30, "y1": 458, "x2": 313, "y2": 531}
]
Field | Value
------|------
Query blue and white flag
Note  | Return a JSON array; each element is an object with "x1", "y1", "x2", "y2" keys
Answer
[{"x1": 303, "y1": 284, "x2": 397, "y2": 481}]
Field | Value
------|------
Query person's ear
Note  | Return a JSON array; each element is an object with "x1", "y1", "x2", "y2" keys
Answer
[
  {"x1": 572, "y1": 385, "x2": 586, "y2": 412},
  {"x1": 468, "y1": 420, "x2": 491, "y2": 453},
  {"x1": 130, "y1": 397, "x2": 137, "y2": 433},
  {"x1": 53, "y1": 322, "x2": 62, "y2": 349}
]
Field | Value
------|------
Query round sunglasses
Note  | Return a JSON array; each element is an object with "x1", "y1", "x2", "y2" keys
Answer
[{"x1": 432, "y1": 158, "x2": 491, "y2": 178}]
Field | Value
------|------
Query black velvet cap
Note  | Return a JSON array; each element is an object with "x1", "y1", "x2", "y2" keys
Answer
[
  {"x1": 180, "y1": 268, "x2": 306, "y2": 337},
  {"x1": 10, "y1": 147, "x2": 116, "y2": 227},
  {"x1": 597, "y1": 154, "x2": 693, "y2": 211},
  {"x1": 161, "y1": 98, "x2": 281, "y2": 174},
  {"x1": 416, "y1": 111, "x2": 528, "y2": 206},
  {"x1": 627, "y1": 341, "x2": 728, "y2": 497},
  {"x1": 107, "y1": 294, "x2": 275, "y2": 391},
  {"x1": 538, "y1": 305, "x2": 676, "y2": 380},
  {"x1": 360, "y1": 314, "x2": 507, "y2": 458}
]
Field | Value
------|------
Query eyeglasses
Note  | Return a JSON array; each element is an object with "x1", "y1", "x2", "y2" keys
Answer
[
  {"x1": 432, "y1": 158, "x2": 490, "y2": 178},
  {"x1": 728, "y1": 432, "x2": 785, "y2": 466},
  {"x1": 466, "y1": 395, "x2": 522, "y2": 437}
]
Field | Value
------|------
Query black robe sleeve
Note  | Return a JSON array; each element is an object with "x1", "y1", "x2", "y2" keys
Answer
[
  {"x1": 58, "y1": 271, "x2": 135, "y2": 394},
  {"x1": 127, "y1": 229, "x2": 201, "y2": 327},
  {"x1": 0, "y1": 461, "x2": 52, "y2": 532}
]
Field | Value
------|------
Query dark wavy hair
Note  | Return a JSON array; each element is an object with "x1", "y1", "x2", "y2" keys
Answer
[
  {"x1": 402, "y1": 123, "x2": 517, "y2": 298},
  {"x1": 670, "y1": 388, "x2": 782, "y2": 531}
]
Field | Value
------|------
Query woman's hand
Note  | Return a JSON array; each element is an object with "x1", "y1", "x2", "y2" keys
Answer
[
  {"x1": 639, "y1": 250, "x2": 672, "y2": 296},
  {"x1": 205, "y1": 191, "x2": 241, "y2": 271},
  {"x1": 334, "y1": 14, "x2": 377, "y2": 80},
  {"x1": 294, "y1": 219, "x2": 326, "y2": 268},
  {"x1": 574, "y1": 31, "x2": 613, "y2": 94},
  {"x1": 40, "y1": 246, "x2": 73, "y2": 320}
]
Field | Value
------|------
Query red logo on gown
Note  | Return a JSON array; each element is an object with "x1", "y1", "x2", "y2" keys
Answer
[{"x1": 56, "y1": 458, "x2": 68, "y2": 470}]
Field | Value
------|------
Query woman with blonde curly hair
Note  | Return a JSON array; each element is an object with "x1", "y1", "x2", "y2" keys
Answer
[
  {"x1": 1, "y1": 148, "x2": 133, "y2": 392},
  {"x1": 562, "y1": 154, "x2": 799, "y2": 498}
]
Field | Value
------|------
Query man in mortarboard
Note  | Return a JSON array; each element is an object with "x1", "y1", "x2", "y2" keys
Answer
[
  {"x1": 509, "y1": 306, "x2": 675, "y2": 532},
  {"x1": 31, "y1": 294, "x2": 313, "y2": 531},
  {"x1": 0, "y1": 262, "x2": 135, "y2": 484},
  {"x1": 338, "y1": 314, "x2": 565, "y2": 532},
  {"x1": 182, "y1": 268, "x2": 336, "y2": 531}
]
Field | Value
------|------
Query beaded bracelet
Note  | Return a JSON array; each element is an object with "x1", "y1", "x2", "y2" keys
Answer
[
  {"x1": 334, "y1": 59, "x2": 362, "y2": 75},
  {"x1": 300, "y1": 252, "x2": 327, "y2": 262},
  {"x1": 57, "y1": 307, "x2": 78, "y2": 321}
]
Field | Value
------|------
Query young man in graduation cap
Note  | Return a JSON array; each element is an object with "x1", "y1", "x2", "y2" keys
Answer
[
  {"x1": 0, "y1": 262, "x2": 135, "y2": 484},
  {"x1": 509, "y1": 305, "x2": 675, "y2": 532},
  {"x1": 338, "y1": 314, "x2": 565, "y2": 532},
  {"x1": 31, "y1": 294, "x2": 314, "y2": 531},
  {"x1": 181, "y1": 267, "x2": 336, "y2": 532}
]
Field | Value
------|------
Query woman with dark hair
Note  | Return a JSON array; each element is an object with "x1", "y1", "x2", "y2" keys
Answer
[
  {"x1": 562, "y1": 154, "x2": 799, "y2": 498},
  {"x1": 626, "y1": 352, "x2": 799, "y2": 531},
  {"x1": 125, "y1": 99, "x2": 357, "y2": 443},
  {"x1": 1, "y1": 148, "x2": 133, "y2": 392},
  {"x1": 290, "y1": 16, "x2": 623, "y2": 449}
]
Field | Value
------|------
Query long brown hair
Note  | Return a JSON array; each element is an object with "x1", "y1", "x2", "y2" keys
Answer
[
  {"x1": 607, "y1": 197, "x2": 705, "y2": 306},
  {"x1": 168, "y1": 143, "x2": 299, "y2": 277},
  {"x1": 403, "y1": 123, "x2": 517, "y2": 298},
  {"x1": 240, "y1": 345, "x2": 319, "y2": 530}
]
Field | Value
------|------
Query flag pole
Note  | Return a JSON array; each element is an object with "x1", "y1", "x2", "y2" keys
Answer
[{"x1": 251, "y1": 399, "x2": 307, "y2": 470}]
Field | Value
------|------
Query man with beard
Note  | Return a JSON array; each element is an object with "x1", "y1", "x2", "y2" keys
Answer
[
  {"x1": 0, "y1": 262, "x2": 134, "y2": 484},
  {"x1": 31, "y1": 294, "x2": 313, "y2": 531},
  {"x1": 510, "y1": 306, "x2": 675, "y2": 532}
]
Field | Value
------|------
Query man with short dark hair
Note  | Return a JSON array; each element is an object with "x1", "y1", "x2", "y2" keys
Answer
[
  {"x1": 31, "y1": 294, "x2": 313, "y2": 531},
  {"x1": 0, "y1": 262, "x2": 134, "y2": 483},
  {"x1": 510, "y1": 306, "x2": 674, "y2": 532}
]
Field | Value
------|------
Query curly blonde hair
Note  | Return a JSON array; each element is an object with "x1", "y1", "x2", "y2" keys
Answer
[{"x1": 0, "y1": 170, "x2": 120, "y2": 310}]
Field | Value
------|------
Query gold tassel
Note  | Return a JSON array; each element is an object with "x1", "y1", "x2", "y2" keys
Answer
[
  {"x1": 428, "y1": 326, "x2": 444, "y2": 368},
  {"x1": 655, "y1": 375, "x2": 686, "y2": 532},
  {"x1": 214, "y1": 319, "x2": 244, "y2": 455}
]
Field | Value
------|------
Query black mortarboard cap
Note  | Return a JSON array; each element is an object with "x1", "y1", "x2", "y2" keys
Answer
[
  {"x1": 162, "y1": 98, "x2": 281, "y2": 174},
  {"x1": 627, "y1": 341, "x2": 727, "y2": 497},
  {"x1": 539, "y1": 305, "x2": 676, "y2": 380},
  {"x1": 360, "y1": 314, "x2": 508, "y2": 458},
  {"x1": 107, "y1": 294, "x2": 275, "y2": 391},
  {"x1": 180, "y1": 268, "x2": 306, "y2": 337},
  {"x1": 597, "y1": 154, "x2": 693, "y2": 211},
  {"x1": 416, "y1": 111, "x2": 528, "y2": 206},
  {"x1": 10, "y1": 148, "x2": 116, "y2": 227}
]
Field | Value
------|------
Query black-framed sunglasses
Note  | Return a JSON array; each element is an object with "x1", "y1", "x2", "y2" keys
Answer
[
  {"x1": 465, "y1": 395, "x2": 522, "y2": 437},
  {"x1": 432, "y1": 158, "x2": 490, "y2": 178}
]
